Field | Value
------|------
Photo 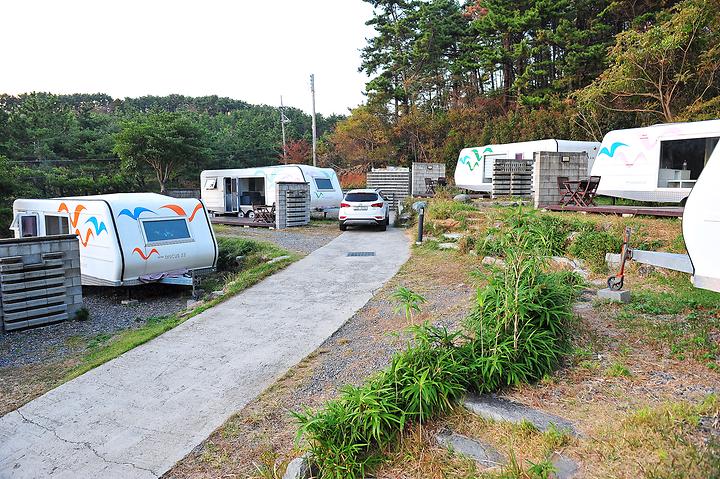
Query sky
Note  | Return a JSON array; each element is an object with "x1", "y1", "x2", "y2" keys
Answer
[{"x1": 1, "y1": 0, "x2": 376, "y2": 115}]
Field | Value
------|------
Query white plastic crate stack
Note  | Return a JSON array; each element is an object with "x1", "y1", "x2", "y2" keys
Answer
[{"x1": 366, "y1": 167, "x2": 410, "y2": 210}]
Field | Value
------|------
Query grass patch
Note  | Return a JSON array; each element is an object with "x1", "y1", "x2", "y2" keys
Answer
[
  {"x1": 605, "y1": 361, "x2": 632, "y2": 377},
  {"x1": 578, "y1": 396, "x2": 720, "y2": 478},
  {"x1": 567, "y1": 229, "x2": 622, "y2": 273},
  {"x1": 610, "y1": 273, "x2": 720, "y2": 367},
  {"x1": 64, "y1": 238, "x2": 299, "y2": 381}
]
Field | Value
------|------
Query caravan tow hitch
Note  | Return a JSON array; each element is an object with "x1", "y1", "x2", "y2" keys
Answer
[{"x1": 607, "y1": 227, "x2": 633, "y2": 291}]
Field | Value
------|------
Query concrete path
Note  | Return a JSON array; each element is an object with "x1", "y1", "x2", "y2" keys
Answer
[{"x1": 0, "y1": 226, "x2": 410, "y2": 478}]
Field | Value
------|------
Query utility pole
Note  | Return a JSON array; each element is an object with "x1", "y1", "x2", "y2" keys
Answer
[
  {"x1": 310, "y1": 74, "x2": 317, "y2": 167},
  {"x1": 280, "y1": 96, "x2": 290, "y2": 164}
]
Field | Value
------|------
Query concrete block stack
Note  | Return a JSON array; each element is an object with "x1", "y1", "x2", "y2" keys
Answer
[
  {"x1": 275, "y1": 182, "x2": 310, "y2": 229},
  {"x1": 0, "y1": 234, "x2": 83, "y2": 332},
  {"x1": 492, "y1": 159, "x2": 534, "y2": 198},
  {"x1": 411, "y1": 162, "x2": 446, "y2": 196},
  {"x1": 532, "y1": 151, "x2": 589, "y2": 207},
  {"x1": 367, "y1": 167, "x2": 410, "y2": 210}
]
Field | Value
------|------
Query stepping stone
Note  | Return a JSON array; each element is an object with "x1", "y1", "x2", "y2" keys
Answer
[
  {"x1": 597, "y1": 288, "x2": 631, "y2": 303},
  {"x1": 463, "y1": 394, "x2": 579, "y2": 437},
  {"x1": 438, "y1": 242, "x2": 459, "y2": 250},
  {"x1": 442, "y1": 232, "x2": 464, "y2": 240},
  {"x1": 283, "y1": 454, "x2": 314, "y2": 479},
  {"x1": 550, "y1": 452, "x2": 579, "y2": 479},
  {"x1": 436, "y1": 430, "x2": 505, "y2": 468}
]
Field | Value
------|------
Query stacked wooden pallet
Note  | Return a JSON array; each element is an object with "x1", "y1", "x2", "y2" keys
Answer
[
  {"x1": 0, "y1": 235, "x2": 82, "y2": 332},
  {"x1": 492, "y1": 159, "x2": 533, "y2": 198},
  {"x1": 367, "y1": 167, "x2": 411, "y2": 210}
]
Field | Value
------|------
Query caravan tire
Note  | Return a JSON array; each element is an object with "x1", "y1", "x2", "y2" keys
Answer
[{"x1": 245, "y1": 210, "x2": 256, "y2": 219}]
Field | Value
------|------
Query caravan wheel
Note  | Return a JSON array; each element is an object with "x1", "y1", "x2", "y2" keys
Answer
[{"x1": 245, "y1": 210, "x2": 256, "y2": 219}]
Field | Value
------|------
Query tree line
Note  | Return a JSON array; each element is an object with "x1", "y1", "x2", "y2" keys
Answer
[
  {"x1": 323, "y1": 0, "x2": 720, "y2": 171},
  {"x1": 0, "y1": 93, "x2": 343, "y2": 233}
]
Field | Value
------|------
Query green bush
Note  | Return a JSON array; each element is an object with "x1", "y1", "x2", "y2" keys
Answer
[
  {"x1": 215, "y1": 237, "x2": 262, "y2": 271},
  {"x1": 427, "y1": 199, "x2": 478, "y2": 221},
  {"x1": 476, "y1": 208, "x2": 592, "y2": 258},
  {"x1": 568, "y1": 229, "x2": 623, "y2": 272},
  {"x1": 295, "y1": 208, "x2": 581, "y2": 478}
]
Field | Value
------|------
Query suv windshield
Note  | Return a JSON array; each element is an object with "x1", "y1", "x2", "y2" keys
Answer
[{"x1": 344, "y1": 192, "x2": 379, "y2": 202}]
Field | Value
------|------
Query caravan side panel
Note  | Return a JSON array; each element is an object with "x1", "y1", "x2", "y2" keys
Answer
[
  {"x1": 112, "y1": 197, "x2": 217, "y2": 284},
  {"x1": 200, "y1": 171, "x2": 225, "y2": 214},
  {"x1": 455, "y1": 147, "x2": 491, "y2": 192},
  {"x1": 12, "y1": 199, "x2": 123, "y2": 285}
]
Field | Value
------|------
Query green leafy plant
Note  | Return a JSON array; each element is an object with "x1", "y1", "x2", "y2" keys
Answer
[
  {"x1": 391, "y1": 287, "x2": 427, "y2": 325},
  {"x1": 568, "y1": 229, "x2": 623, "y2": 273},
  {"x1": 295, "y1": 208, "x2": 581, "y2": 478}
]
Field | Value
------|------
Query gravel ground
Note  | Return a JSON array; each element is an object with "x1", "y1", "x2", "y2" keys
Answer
[
  {"x1": 214, "y1": 220, "x2": 341, "y2": 255},
  {"x1": 1, "y1": 223, "x2": 340, "y2": 370},
  {"x1": 0, "y1": 285, "x2": 188, "y2": 368}
]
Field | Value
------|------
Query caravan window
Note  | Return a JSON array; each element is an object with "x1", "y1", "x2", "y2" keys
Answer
[
  {"x1": 204, "y1": 177, "x2": 218, "y2": 189},
  {"x1": 658, "y1": 137, "x2": 719, "y2": 187},
  {"x1": 141, "y1": 218, "x2": 192, "y2": 244},
  {"x1": 314, "y1": 178, "x2": 334, "y2": 190},
  {"x1": 20, "y1": 215, "x2": 38, "y2": 237},
  {"x1": 45, "y1": 215, "x2": 70, "y2": 235}
]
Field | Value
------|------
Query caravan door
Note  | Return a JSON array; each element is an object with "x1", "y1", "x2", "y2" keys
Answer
[{"x1": 223, "y1": 178, "x2": 239, "y2": 213}]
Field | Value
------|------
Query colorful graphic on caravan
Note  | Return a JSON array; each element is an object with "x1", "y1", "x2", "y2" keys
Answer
[
  {"x1": 458, "y1": 147, "x2": 494, "y2": 172},
  {"x1": 57, "y1": 202, "x2": 108, "y2": 247}
]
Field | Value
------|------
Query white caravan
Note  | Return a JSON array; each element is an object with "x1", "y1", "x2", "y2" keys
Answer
[
  {"x1": 591, "y1": 119, "x2": 720, "y2": 203},
  {"x1": 454, "y1": 139, "x2": 600, "y2": 192},
  {"x1": 200, "y1": 165, "x2": 343, "y2": 217},
  {"x1": 610, "y1": 144, "x2": 720, "y2": 293},
  {"x1": 11, "y1": 193, "x2": 218, "y2": 286}
]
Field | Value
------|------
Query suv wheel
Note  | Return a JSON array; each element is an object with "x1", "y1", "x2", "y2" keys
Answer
[{"x1": 339, "y1": 222, "x2": 347, "y2": 231}]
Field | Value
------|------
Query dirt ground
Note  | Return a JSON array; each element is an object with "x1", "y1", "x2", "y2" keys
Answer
[
  {"x1": 167, "y1": 210, "x2": 719, "y2": 479},
  {"x1": 166, "y1": 239, "x2": 483, "y2": 478}
]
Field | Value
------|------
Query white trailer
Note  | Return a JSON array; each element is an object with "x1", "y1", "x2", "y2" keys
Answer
[
  {"x1": 607, "y1": 144, "x2": 720, "y2": 293},
  {"x1": 454, "y1": 139, "x2": 600, "y2": 192},
  {"x1": 11, "y1": 193, "x2": 218, "y2": 286},
  {"x1": 200, "y1": 165, "x2": 343, "y2": 217},
  {"x1": 591, "y1": 119, "x2": 720, "y2": 203}
]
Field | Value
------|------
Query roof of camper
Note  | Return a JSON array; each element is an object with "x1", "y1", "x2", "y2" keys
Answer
[
  {"x1": 201, "y1": 164, "x2": 335, "y2": 176},
  {"x1": 460, "y1": 139, "x2": 599, "y2": 150},
  {"x1": 606, "y1": 119, "x2": 720, "y2": 135},
  {"x1": 55, "y1": 193, "x2": 173, "y2": 202}
]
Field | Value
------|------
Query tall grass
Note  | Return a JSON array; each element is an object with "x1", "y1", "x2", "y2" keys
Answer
[{"x1": 295, "y1": 208, "x2": 581, "y2": 478}]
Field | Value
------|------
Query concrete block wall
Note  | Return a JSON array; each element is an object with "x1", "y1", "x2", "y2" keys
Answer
[
  {"x1": 275, "y1": 182, "x2": 310, "y2": 229},
  {"x1": 411, "y1": 162, "x2": 446, "y2": 195},
  {"x1": 0, "y1": 234, "x2": 82, "y2": 332},
  {"x1": 367, "y1": 167, "x2": 410, "y2": 210},
  {"x1": 533, "y1": 151, "x2": 589, "y2": 207}
]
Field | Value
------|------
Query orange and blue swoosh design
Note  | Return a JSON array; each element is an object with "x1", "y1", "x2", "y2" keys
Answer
[
  {"x1": 160, "y1": 203, "x2": 203, "y2": 222},
  {"x1": 58, "y1": 202, "x2": 107, "y2": 248},
  {"x1": 118, "y1": 207, "x2": 155, "y2": 220},
  {"x1": 132, "y1": 247, "x2": 159, "y2": 260},
  {"x1": 84, "y1": 217, "x2": 108, "y2": 235}
]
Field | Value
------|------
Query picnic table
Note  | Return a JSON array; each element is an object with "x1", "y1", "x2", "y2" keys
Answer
[
  {"x1": 558, "y1": 176, "x2": 601, "y2": 207},
  {"x1": 252, "y1": 204, "x2": 276, "y2": 223},
  {"x1": 424, "y1": 177, "x2": 447, "y2": 194}
]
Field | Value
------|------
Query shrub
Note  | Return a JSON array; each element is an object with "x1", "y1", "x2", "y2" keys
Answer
[
  {"x1": 427, "y1": 199, "x2": 478, "y2": 221},
  {"x1": 295, "y1": 207, "x2": 581, "y2": 478},
  {"x1": 568, "y1": 229, "x2": 623, "y2": 272},
  {"x1": 74, "y1": 307, "x2": 90, "y2": 322},
  {"x1": 215, "y1": 237, "x2": 262, "y2": 271}
]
